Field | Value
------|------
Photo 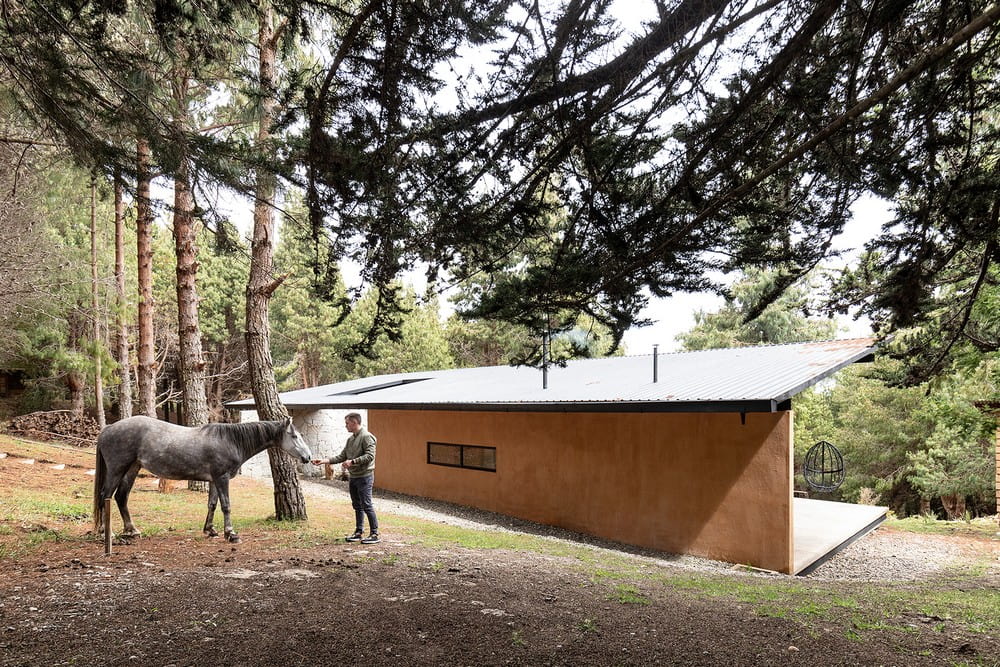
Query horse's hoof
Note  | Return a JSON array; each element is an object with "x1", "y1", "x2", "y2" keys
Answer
[
  {"x1": 227, "y1": 534, "x2": 241, "y2": 544},
  {"x1": 120, "y1": 530, "x2": 141, "y2": 539},
  {"x1": 205, "y1": 528, "x2": 219, "y2": 538}
]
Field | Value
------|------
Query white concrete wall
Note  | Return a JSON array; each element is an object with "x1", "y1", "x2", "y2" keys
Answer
[{"x1": 238, "y1": 408, "x2": 367, "y2": 479}]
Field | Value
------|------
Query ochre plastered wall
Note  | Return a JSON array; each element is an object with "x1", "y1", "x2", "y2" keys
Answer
[{"x1": 369, "y1": 409, "x2": 794, "y2": 573}]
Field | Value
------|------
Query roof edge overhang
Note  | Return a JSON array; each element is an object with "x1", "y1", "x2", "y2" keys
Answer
[
  {"x1": 244, "y1": 398, "x2": 794, "y2": 414},
  {"x1": 771, "y1": 346, "x2": 876, "y2": 404}
]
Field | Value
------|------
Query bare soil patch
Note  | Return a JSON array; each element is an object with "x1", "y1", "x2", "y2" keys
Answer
[{"x1": 1, "y1": 438, "x2": 998, "y2": 666}]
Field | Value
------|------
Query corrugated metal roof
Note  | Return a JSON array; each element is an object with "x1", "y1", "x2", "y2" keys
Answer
[{"x1": 228, "y1": 338, "x2": 876, "y2": 413}]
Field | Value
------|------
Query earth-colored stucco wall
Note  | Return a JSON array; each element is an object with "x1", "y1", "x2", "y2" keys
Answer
[{"x1": 369, "y1": 409, "x2": 794, "y2": 573}]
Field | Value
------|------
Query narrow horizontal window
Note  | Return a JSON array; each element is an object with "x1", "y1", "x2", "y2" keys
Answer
[{"x1": 427, "y1": 442, "x2": 496, "y2": 472}]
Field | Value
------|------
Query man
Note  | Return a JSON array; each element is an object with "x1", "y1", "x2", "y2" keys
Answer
[{"x1": 312, "y1": 412, "x2": 379, "y2": 544}]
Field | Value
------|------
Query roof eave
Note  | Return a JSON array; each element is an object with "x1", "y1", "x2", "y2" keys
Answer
[
  {"x1": 247, "y1": 398, "x2": 792, "y2": 414},
  {"x1": 772, "y1": 346, "x2": 876, "y2": 404}
]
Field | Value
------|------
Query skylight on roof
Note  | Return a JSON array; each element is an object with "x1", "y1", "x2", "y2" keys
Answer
[{"x1": 330, "y1": 378, "x2": 430, "y2": 396}]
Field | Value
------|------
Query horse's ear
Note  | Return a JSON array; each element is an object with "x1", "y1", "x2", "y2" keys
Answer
[{"x1": 284, "y1": 416, "x2": 293, "y2": 429}]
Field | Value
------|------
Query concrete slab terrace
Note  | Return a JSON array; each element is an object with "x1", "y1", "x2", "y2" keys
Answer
[{"x1": 793, "y1": 497, "x2": 887, "y2": 575}]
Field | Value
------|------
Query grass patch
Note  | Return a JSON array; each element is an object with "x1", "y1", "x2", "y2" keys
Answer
[
  {"x1": 0, "y1": 493, "x2": 91, "y2": 525},
  {"x1": 393, "y1": 516, "x2": 576, "y2": 554},
  {"x1": 913, "y1": 589, "x2": 1000, "y2": 634},
  {"x1": 610, "y1": 584, "x2": 650, "y2": 605},
  {"x1": 885, "y1": 515, "x2": 999, "y2": 540},
  {"x1": 657, "y1": 573, "x2": 1000, "y2": 640}
]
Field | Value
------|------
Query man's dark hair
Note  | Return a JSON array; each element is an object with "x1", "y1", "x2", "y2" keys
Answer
[{"x1": 346, "y1": 412, "x2": 362, "y2": 424}]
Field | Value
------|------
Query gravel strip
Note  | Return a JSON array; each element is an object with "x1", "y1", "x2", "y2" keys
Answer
[
  {"x1": 298, "y1": 478, "x2": 972, "y2": 582},
  {"x1": 802, "y1": 529, "x2": 968, "y2": 581}
]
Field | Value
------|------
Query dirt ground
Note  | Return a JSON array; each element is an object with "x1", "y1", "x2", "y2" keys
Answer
[{"x1": 1, "y1": 440, "x2": 999, "y2": 667}]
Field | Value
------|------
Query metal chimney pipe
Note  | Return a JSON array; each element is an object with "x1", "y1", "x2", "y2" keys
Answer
[{"x1": 653, "y1": 344, "x2": 659, "y2": 383}]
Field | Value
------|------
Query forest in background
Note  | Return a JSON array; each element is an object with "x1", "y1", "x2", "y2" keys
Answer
[{"x1": 1, "y1": 0, "x2": 998, "y2": 520}]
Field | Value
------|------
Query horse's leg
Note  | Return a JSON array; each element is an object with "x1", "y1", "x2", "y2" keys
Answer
[
  {"x1": 99, "y1": 461, "x2": 130, "y2": 537},
  {"x1": 115, "y1": 462, "x2": 143, "y2": 538},
  {"x1": 215, "y1": 476, "x2": 240, "y2": 543},
  {"x1": 203, "y1": 482, "x2": 220, "y2": 537}
]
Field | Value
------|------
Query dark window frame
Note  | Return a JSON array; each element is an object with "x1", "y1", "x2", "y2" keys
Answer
[{"x1": 427, "y1": 441, "x2": 496, "y2": 472}]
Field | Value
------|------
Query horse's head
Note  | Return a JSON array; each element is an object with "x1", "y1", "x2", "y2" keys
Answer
[{"x1": 280, "y1": 417, "x2": 312, "y2": 464}]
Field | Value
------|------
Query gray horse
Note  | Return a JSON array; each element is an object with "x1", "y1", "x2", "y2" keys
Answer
[{"x1": 92, "y1": 415, "x2": 312, "y2": 543}]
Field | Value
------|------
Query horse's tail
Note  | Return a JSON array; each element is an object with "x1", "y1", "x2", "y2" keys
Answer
[{"x1": 92, "y1": 445, "x2": 106, "y2": 533}]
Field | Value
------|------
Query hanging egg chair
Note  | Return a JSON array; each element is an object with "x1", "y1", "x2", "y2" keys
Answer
[{"x1": 803, "y1": 440, "x2": 845, "y2": 492}]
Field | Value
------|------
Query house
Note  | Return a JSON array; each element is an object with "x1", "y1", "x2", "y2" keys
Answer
[{"x1": 230, "y1": 338, "x2": 886, "y2": 574}]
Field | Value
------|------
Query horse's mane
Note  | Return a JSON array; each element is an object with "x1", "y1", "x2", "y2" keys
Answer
[{"x1": 201, "y1": 420, "x2": 283, "y2": 459}]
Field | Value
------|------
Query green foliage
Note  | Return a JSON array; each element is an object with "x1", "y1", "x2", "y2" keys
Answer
[
  {"x1": 0, "y1": 156, "x2": 121, "y2": 410},
  {"x1": 269, "y1": 216, "x2": 350, "y2": 388},
  {"x1": 907, "y1": 366, "x2": 997, "y2": 502},
  {"x1": 445, "y1": 316, "x2": 534, "y2": 368},
  {"x1": 350, "y1": 293, "x2": 454, "y2": 377},
  {"x1": 677, "y1": 269, "x2": 839, "y2": 351},
  {"x1": 4, "y1": 0, "x2": 999, "y2": 375},
  {"x1": 197, "y1": 223, "x2": 248, "y2": 345},
  {"x1": 791, "y1": 359, "x2": 997, "y2": 516},
  {"x1": 270, "y1": 212, "x2": 456, "y2": 386},
  {"x1": 819, "y1": 362, "x2": 934, "y2": 505}
]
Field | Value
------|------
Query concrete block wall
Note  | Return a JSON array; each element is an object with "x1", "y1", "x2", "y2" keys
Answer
[{"x1": 238, "y1": 408, "x2": 367, "y2": 479}]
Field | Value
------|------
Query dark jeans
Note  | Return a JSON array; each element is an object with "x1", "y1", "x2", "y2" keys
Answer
[{"x1": 349, "y1": 474, "x2": 378, "y2": 534}]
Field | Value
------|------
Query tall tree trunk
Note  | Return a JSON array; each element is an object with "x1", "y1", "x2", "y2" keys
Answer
[
  {"x1": 114, "y1": 171, "x2": 133, "y2": 420},
  {"x1": 135, "y1": 138, "x2": 157, "y2": 418},
  {"x1": 940, "y1": 494, "x2": 966, "y2": 520},
  {"x1": 172, "y1": 157, "x2": 210, "y2": 428},
  {"x1": 171, "y1": 74, "x2": 211, "y2": 493},
  {"x1": 90, "y1": 175, "x2": 106, "y2": 429},
  {"x1": 246, "y1": 2, "x2": 307, "y2": 520}
]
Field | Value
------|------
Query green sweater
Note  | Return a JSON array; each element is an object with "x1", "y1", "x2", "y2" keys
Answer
[{"x1": 330, "y1": 427, "x2": 376, "y2": 478}]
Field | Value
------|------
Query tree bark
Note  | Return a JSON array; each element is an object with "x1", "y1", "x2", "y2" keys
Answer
[
  {"x1": 246, "y1": 1, "x2": 307, "y2": 520},
  {"x1": 940, "y1": 494, "x2": 966, "y2": 521},
  {"x1": 90, "y1": 175, "x2": 106, "y2": 429},
  {"x1": 135, "y1": 138, "x2": 157, "y2": 418},
  {"x1": 172, "y1": 157, "x2": 210, "y2": 427},
  {"x1": 172, "y1": 73, "x2": 211, "y2": 493},
  {"x1": 113, "y1": 171, "x2": 133, "y2": 420}
]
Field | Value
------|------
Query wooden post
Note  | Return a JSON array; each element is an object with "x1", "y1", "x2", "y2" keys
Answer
[{"x1": 104, "y1": 498, "x2": 112, "y2": 555}]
